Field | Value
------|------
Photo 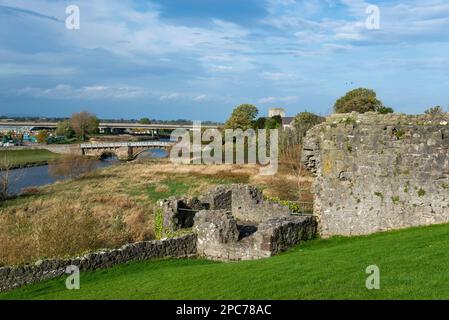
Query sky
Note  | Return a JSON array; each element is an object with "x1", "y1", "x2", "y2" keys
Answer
[{"x1": 1, "y1": 0, "x2": 449, "y2": 121}]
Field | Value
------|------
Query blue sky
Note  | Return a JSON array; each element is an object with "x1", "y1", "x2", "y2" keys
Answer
[{"x1": 1, "y1": 0, "x2": 449, "y2": 121}]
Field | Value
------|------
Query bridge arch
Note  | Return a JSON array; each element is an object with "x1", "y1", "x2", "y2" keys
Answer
[
  {"x1": 99, "y1": 151, "x2": 119, "y2": 160},
  {"x1": 131, "y1": 147, "x2": 170, "y2": 159}
]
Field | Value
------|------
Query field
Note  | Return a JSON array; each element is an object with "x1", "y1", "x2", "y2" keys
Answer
[
  {"x1": 0, "y1": 149, "x2": 61, "y2": 168},
  {"x1": 0, "y1": 159, "x2": 312, "y2": 266},
  {"x1": 2, "y1": 222, "x2": 449, "y2": 300}
]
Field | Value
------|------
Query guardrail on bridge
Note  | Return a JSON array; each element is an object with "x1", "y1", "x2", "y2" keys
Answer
[{"x1": 80, "y1": 141, "x2": 174, "y2": 148}]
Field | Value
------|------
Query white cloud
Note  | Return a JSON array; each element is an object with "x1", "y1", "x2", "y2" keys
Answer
[
  {"x1": 259, "y1": 97, "x2": 277, "y2": 104},
  {"x1": 258, "y1": 96, "x2": 298, "y2": 104},
  {"x1": 0, "y1": 0, "x2": 253, "y2": 70},
  {"x1": 200, "y1": 54, "x2": 256, "y2": 74},
  {"x1": 14, "y1": 84, "x2": 149, "y2": 100},
  {"x1": 159, "y1": 93, "x2": 180, "y2": 101},
  {"x1": 263, "y1": 0, "x2": 449, "y2": 49},
  {"x1": 261, "y1": 71, "x2": 302, "y2": 81},
  {"x1": 0, "y1": 62, "x2": 75, "y2": 77},
  {"x1": 194, "y1": 95, "x2": 207, "y2": 101}
]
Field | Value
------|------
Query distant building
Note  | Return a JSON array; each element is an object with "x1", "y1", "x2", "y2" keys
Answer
[
  {"x1": 268, "y1": 108, "x2": 286, "y2": 118},
  {"x1": 281, "y1": 117, "x2": 294, "y2": 129},
  {"x1": 268, "y1": 108, "x2": 294, "y2": 129}
]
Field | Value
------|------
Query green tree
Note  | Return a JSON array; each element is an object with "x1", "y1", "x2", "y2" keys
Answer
[
  {"x1": 265, "y1": 115, "x2": 282, "y2": 130},
  {"x1": 254, "y1": 117, "x2": 266, "y2": 129},
  {"x1": 69, "y1": 111, "x2": 99, "y2": 141},
  {"x1": 139, "y1": 117, "x2": 151, "y2": 124},
  {"x1": 292, "y1": 112, "x2": 325, "y2": 141},
  {"x1": 55, "y1": 120, "x2": 75, "y2": 139},
  {"x1": 334, "y1": 88, "x2": 384, "y2": 114},
  {"x1": 225, "y1": 104, "x2": 259, "y2": 130}
]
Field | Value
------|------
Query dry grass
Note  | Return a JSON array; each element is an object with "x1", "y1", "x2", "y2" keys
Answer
[{"x1": 0, "y1": 158, "x2": 314, "y2": 266}]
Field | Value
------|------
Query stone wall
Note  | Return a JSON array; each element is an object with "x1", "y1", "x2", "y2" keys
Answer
[
  {"x1": 159, "y1": 197, "x2": 208, "y2": 237},
  {"x1": 229, "y1": 185, "x2": 292, "y2": 223},
  {"x1": 0, "y1": 234, "x2": 196, "y2": 293},
  {"x1": 199, "y1": 184, "x2": 292, "y2": 223},
  {"x1": 160, "y1": 184, "x2": 317, "y2": 262},
  {"x1": 160, "y1": 184, "x2": 293, "y2": 236},
  {"x1": 302, "y1": 112, "x2": 449, "y2": 237},
  {"x1": 193, "y1": 210, "x2": 317, "y2": 261}
]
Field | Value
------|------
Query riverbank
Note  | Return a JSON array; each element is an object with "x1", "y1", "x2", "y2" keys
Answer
[{"x1": 0, "y1": 149, "x2": 61, "y2": 170}]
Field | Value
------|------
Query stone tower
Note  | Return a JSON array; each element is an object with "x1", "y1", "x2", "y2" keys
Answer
[{"x1": 268, "y1": 108, "x2": 286, "y2": 118}]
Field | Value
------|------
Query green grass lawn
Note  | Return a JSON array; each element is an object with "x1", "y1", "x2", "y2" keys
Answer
[
  {"x1": 0, "y1": 149, "x2": 61, "y2": 167},
  {"x1": 3, "y1": 222, "x2": 449, "y2": 300}
]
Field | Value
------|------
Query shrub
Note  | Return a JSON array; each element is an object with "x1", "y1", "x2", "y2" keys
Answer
[
  {"x1": 48, "y1": 155, "x2": 97, "y2": 179},
  {"x1": 425, "y1": 106, "x2": 445, "y2": 116},
  {"x1": 266, "y1": 196, "x2": 310, "y2": 214},
  {"x1": 378, "y1": 106, "x2": 394, "y2": 114},
  {"x1": 154, "y1": 208, "x2": 165, "y2": 240},
  {"x1": 417, "y1": 188, "x2": 426, "y2": 197}
]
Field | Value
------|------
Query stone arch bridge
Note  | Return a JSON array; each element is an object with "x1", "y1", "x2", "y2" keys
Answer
[{"x1": 80, "y1": 141, "x2": 174, "y2": 160}]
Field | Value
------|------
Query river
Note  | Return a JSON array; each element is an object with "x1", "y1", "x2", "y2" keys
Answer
[{"x1": 1, "y1": 148, "x2": 168, "y2": 195}]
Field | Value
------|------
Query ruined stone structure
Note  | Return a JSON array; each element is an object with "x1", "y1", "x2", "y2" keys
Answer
[
  {"x1": 160, "y1": 184, "x2": 317, "y2": 261},
  {"x1": 302, "y1": 112, "x2": 449, "y2": 237},
  {"x1": 1, "y1": 185, "x2": 317, "y2": 292}
]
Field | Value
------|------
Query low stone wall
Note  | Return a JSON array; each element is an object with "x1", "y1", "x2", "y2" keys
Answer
[
  {"x1": 263, "y1": 216, "x2": 317, "y2": 255},
  {"x1": 0, "y1": 234, "x2": 196, "y2": 293},
  {"x1": 302, "y1": 112, "x2": 449, "y2": 237}
]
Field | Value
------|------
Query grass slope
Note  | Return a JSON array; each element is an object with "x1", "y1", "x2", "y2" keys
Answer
[
  {"x1": 0, "y1": 149, "x2": 60, "y2": 167},
  {"x1": 3, "y1": 222, "x2": 449, "y2": 300}
]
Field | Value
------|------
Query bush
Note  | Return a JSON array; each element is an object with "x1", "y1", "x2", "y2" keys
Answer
[
  {"x1": 378, "y1": 106, "x2": 394, "y2": 114},
  {"x1": 425, "y1": 106, "x2": 445, "y2": 116},
  {"x1": 266, "y1": 196, "x2": 306, "y2": 213},
  {"x1": 48, "y1": 155, "x2": 97, "y2": 179}
]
